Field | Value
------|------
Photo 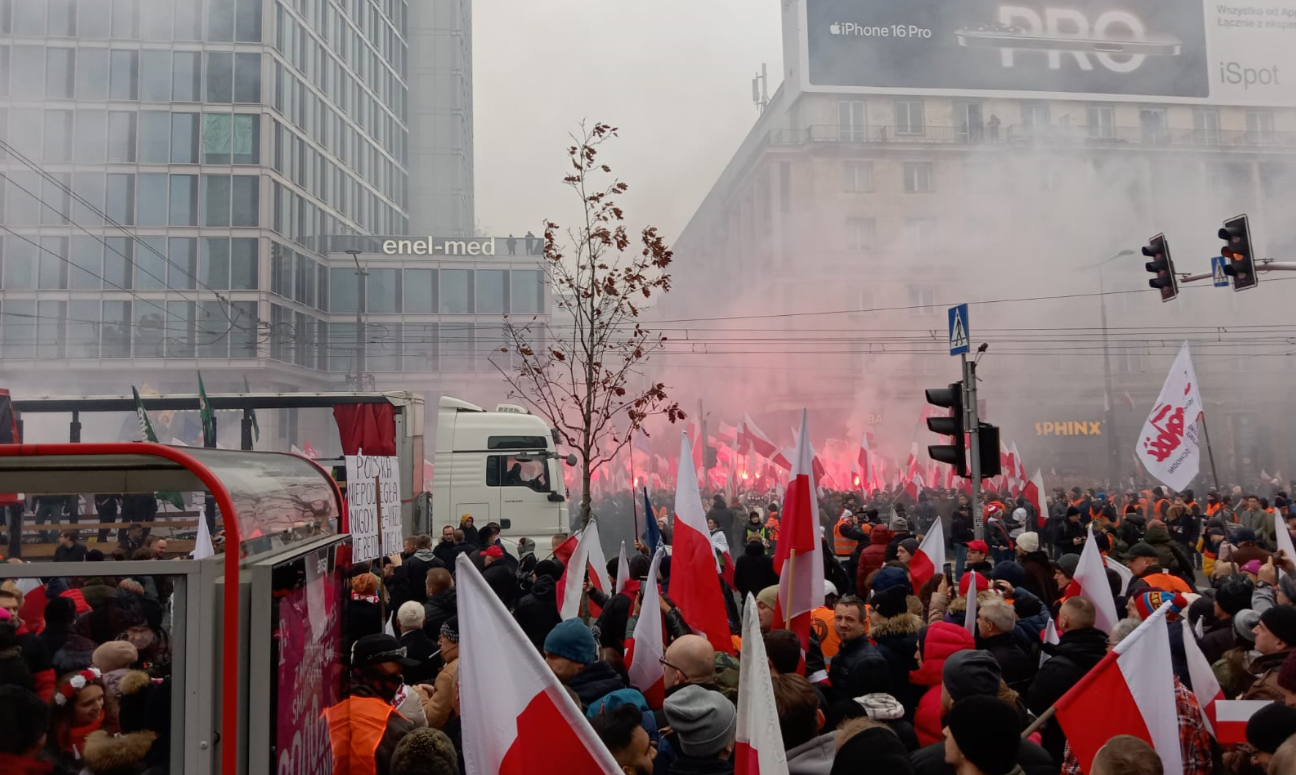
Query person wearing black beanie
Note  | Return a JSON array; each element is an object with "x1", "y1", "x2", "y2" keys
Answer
[
  {"x1": 830, "y1": 721, "x2": 913, "y2": 775},
  {"x1": 1247, "y1": 606, "x2": 1296, "y2": 701},
  {"x1": 942, "y1": 696, "x2": 1021, "y2": 775},
  {"x1": 1245, "y1": 702, "x2": 1296, "y2": 771}
]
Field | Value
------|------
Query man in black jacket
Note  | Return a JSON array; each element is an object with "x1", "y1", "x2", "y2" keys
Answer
[
  {"x1": 422, "y1": 568, "x2": 457, "y2": 641},
  {"x1": 593, "y1": 553, "x2": 650, "y2": 655},
  {"x1": 432, "y1": 525, "x2": 458, "y2": 566},
  {"x1": 732, "y1": 540, "x2": 778, "y2": 602},
  {"x1": 514, "y1": 569, "x2": 562, "y2": 652},
  {"x1": 974, "y1": 597, "x2": 1037, "y2": 693},
  {"x1": 53, "y1": 530, "x2": 87, "y2": 563},
  {"x1": 395, "y1": 601, "x2": 441, "y2": 684},
  {"x1": 827, "y1": 595, "x2": 888, "y2": 702},
  {"x1": 1027, "y1": 596, "x2": 1109, "y2": 762},
  {"x1": 480, "y1": 546, "x2": 517, "y2": 607},
  {"x1": 1200, "y1": 575, "x2": 1252, "y2": 664}
]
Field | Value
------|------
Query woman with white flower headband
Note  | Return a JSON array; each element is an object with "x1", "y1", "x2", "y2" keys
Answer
[{"x1": 47, "y1": 667, "x2": 104, "y2": 767}]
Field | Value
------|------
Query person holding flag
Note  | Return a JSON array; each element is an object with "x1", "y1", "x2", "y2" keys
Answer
[{"x1": 772, "y1": 410, "x2": 825, "y2": 665}]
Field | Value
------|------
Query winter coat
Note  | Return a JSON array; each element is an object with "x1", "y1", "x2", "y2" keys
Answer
[
  {"x1": 53, "y1": 543, "x2": 87, "y2": 563},
  {"x1": 732, "y1": 551, "x2": 779, "y2": 603},
  {"x1": 828, "y1": 635, "x2": 889, "y2": 703},
  {"x1": 399, "y1": 628, "x2": 441, "y2": 685},
  {"x1": 1018, "y1": 552, "x2": 1057, "y2": 609},
  {"x1": 1010, "y1": 587, "x2": 1051, "y2": 647},
  {"x1": 1244, "y1": 649, "x2": 1292, "y2": 702},
  {"x1": 856, "y1": 527, "x2": 892, "y2": 595},
  {"x1": 668, "y1": 756, "x2": 735, "y2": 775},
  {"x1": 346, "y1": 597, "x2": 383, "y2": 648},
  {"x1": 978, "y1": 631, "x2": 1037, "y2": 694},
  {"x1": 592, "y1": 585, "x2": 637, "y2": 654},
  {"x1": 910, "y1": 739, "x2": 1057, "y2": 775},
  {"x1": 951, "y1": 509, "x2": 975, "y2": 546},
  {"x1": 1143, "y1": 524, "x2": 1185, "y2": 573},
  {"x1": 422, "y1": 588, "x2": 458, "y2": 642},
  {"x1": 566, "y1": 661, "x2": 628, "y2": 710},
  {"x1": 426, "y1": 659, "x2": 458, "y2": 729},
  {"x1": 1198, "y1": 616, "x2": 1237, "y2": 666},
  {"x1": 785, "y1": 733, "x2": 835, "y2": 775},
  {"x1": 1231, "y1": 542, "x2": 1272, "y2": 570},
  {"x1": 1237, "y1": 509, "x2": 1275, "y2": 549},
  {"x1": 910, "y1": 623, "x2": 976, "y2": 746},
  {"x1": 481, "y1": 560, "x2": 518, "y2": 607},
  {"x1": 870, "y1": 611, "x2": 925, "y2": 717},
  {"x1": 403, "y1": 549, "x2": 446, "y2": 598},
  {"x1": 513, "y1": 576, "x2": 561, "y2": 652},
  {"x1": 432, "y1": 539, "x2": 459, "y2": 567},
  {"x1": 1028, "y1": 626, "x2": 1110, "y2": 762},
  {"x1": 1057, "y1": 519, "x2": 1086, "y2": 555}
]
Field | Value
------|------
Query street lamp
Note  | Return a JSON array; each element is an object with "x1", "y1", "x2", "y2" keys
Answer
[
  {"x1": 346, "y1": 249, "x2": 370, "y2": 390},
  {"x1": 1091, "y1": 249, "x2": 1135, "y2": 486}
]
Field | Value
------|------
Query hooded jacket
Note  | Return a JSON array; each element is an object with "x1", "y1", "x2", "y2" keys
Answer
[
  {"x1": 422, "y1": 587, "x2": 458, "y2": 642},
  {"x1": 978, "y1": 631, "x2": 1038, "y2": 694},
  {"x1": 566, "y1": 661, "x2": 628, "y2": 710},
  {"x1": 856, "y1": 527, "x2": 892, "y2": 595},
  {"x1": 733, "y1": 547, "x2": 779, "y2": 603},
  {"x1": 870, "y1": 611, "x2": 925, "y2": 718},
  {"x1": 1027, "y1": 626, "x2": 1110, "y2": 762},
  {"x1": 910, "y1": 623, "x2": 975, "y2": 747},
  {"x1": 786, "y1": 732, "x2": 836, "y2": 775},
  {"x1": 1143, "y1": 524, "x2": 1186, "y2": 573},
  {"x1": 80, "y1": 729, "x2": 156, "y2": 775},
  {"x1": 513, "y1": 575, "x2": 561, "y2": 652}
]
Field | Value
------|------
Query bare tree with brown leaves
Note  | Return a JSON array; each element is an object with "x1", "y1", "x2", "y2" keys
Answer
[{"x1": 490, "y1": 122, "x2": 685, "y2": 528}]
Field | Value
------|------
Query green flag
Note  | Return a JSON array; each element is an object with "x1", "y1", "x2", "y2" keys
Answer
[
  {"x1": 243, "y1": 375, "x2": 260, "y2": 443},
  {"x1": 197, "y1": 371, "x2": 215, "y2": 446},
  {"x1": 132, "y1": 387, "x2": 183, "y2": 509},
  {"x1": 132, "y1": 386, "x2": 159, "y2": 442}
]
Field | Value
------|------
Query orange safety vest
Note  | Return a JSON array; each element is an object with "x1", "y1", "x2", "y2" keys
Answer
[
  {"x1": 1206, "y1": 502, "x2": 1222, "y2": 518},
  {"x1": 765, "y1": 516, "x2": 781, "y2": 543},
  {"x1": 323, "y1": 696, "x2": 401, "y2": 775},
  {"x1": 833, "y1": 520, "x2": 858, "y2": 557},
  {"x1": 810, "y1": 606, "x2": 845, "y2": 659}
]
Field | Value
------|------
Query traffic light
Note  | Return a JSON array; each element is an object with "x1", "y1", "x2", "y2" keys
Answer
[
  {"x1": 1220, "y1": 214, "x2": 1259, "y2": 292},
  {"x1": 925, "y1": 382, "x2": 967, "y2": 477},
  {"x1": 978, "y1": 423, "x2": 1002, "y2": 478},
  {"x1": 1141, "y1": 233, "x2": 1178, "y2": 303}
]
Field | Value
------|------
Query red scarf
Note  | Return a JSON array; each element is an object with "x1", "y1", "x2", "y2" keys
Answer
[{"x1": 62, "y1": 708, "x2": 104, "y2": 760}]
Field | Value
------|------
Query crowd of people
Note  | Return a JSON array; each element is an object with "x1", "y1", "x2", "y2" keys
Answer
[{"x1": 8, "y1": 478, "x2": 1296, "y2": 775}]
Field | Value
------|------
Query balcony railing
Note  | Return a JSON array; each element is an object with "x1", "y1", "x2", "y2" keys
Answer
[{"x1": 767, "y1": 123, "x2": 1296, "y2": 150}]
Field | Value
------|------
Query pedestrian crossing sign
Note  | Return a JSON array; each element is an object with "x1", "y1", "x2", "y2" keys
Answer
[
  {"x1": 1211, "y1": 256, "x2": 1229, "y2": 288},
  {"x1": 949, "y1": 304, "x2": 970, "y2": 356}
]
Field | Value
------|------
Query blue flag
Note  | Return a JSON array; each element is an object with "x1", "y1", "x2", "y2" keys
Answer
[{"x1": 642, "y1": 487, "x2": 664, "y2": 550}]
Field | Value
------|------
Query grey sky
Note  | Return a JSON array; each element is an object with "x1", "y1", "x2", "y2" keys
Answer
[{"x1": 473, "y1": 0, "x2": 783, "y2": 242}]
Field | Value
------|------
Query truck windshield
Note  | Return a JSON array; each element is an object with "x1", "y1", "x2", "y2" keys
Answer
[{"x1": 486, "y1": 454, "x2": 551, "y2": 492}]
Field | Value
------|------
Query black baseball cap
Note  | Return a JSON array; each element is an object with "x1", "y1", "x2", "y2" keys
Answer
[{"x1": 351, "y1": 633, "x2": 420, "y2": 668}]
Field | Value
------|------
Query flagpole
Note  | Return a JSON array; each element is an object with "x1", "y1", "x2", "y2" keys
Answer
[
  {"x1": 784, "y1": 549, "x2": 796, "y2": 630},
  {"x1": 630, "y1": 450, "x2": 639, "y2": 543},
  {"x1": 1199, "y1": 411, "x2": 1222, "y2": 494}
]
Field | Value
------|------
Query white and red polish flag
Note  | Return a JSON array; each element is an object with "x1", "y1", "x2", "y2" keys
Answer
[
  {"x1": 903, "y1": 442, "x2": 920, "y2": 485},
  {"x1": 858, "y1": 432, "x2": 873, "y2": 488},
  {"x1": 1182, "y1": 616, "x2": 1224, "y2": 737},
  {"x1": 456, "y1": 555, "x2": 622, "y2": 775},
  {"x1": 557, "y1": 519, "x2": 611, "y2": 620},
  {"x1": 1213, "y1": 700, "x2": 1273, "y2": 745},
  {"x1": 1053, "y1": 601, "x2": 1183, "y2": 775},
  {"x1": 743, "y1": 413, "x2": 779, "y2": 459},
  {"x1": 774, "y1": 410, "x2": 826, "y2": 658},
  {"x1": 615, "y1": 541, "x2": 629, "y2": 595},
  {"x1": 625, "y1": 548, "x2": 668, "y2": 708},
  {"x1": 964, "y1": 570, "x2": 979, "y2": 637},
  {"x1": 734, "y1": 594, "x2": 791, "y2": 775},
  {"x1": 1040, "y1": 618, "x2": 1060, "y2": 667},
  {"x1": 1069, "y1": 525, "x2": 1120, "y2": 634},
  {"x1": 908, "y1": 513, "x2": 946, "y2": 587},
  {"x1": 1022, "y1": 469, "x2": 1047, "y2": 529},
  {"x1": 674, "y1": 431, "x2": 738, "y2": 655}
]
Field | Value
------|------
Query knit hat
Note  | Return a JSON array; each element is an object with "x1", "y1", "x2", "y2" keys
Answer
[
  {"x1": 1016, "y1": 533, "x2": 1040, "y2": 553},
  {"x1": 1235, "y1": 527, "x2": 1258, "y2": 543},
  {"x1": 1235, "y1": 610, "x2": 1261, "y2": 643},
  {"x1": 1260, "y1": 606, "x2": 1296, "y2": 648},
  {"x1": 1134, "y1": 591, "x2": 1188, "y2": 622},
  {"x1": 943, "y1": 650, "x2": 1003, "y2": 703},
  {"x1": 944, "y1": 696, "x2": 1022, "y2": 775},
  {"x1": 829, "y1": 727, "x2": 913, "y2": 775},
  {"x1": 888, "y1": 512, "x2": 908, "y2": 531},
  {"x1": 1055, "y1": 554, "x2": 1080, "y2": 578},
  {"x1": 585, "y1": 688, "x2": 651, "y2": 719},
  {"x1": 1246, "y1": 702, "x2": 1296, "y2": 754},
  {"x1": 1242, "y1": 560, "x2": 1262, "y2": 575},
  {"x1": 1066, "y1": 506, "x2": 1081, "y2": 518},
  {"x1": 871, "y1": 586, "x2": 910, "y2": 619},
  {"x1": 92, "y1": 641, "x2": 139, "y2": 673},
  {"x1": 534, "y1": 559, "x2": 561, "y2": 580},
  {"x1": 1279, "y1": 650, "x2": 1296, "y2": 694},
  {"x1": 898, "y1": 538, "x2": 919, "y2": 558},
  {"x1": 390, "y1": 728, "x2": 459, "y2": 775},
  {"x1": 991, "y1": 561, "x2": 1027, "y2": 589},
  {"x1": 757, "y1": 586, "x2": 779, "y2": 611},
  {"x1": 966, "y1": 540, "x2": 990, "y2": 554},
  {"x1": 662, "y1": 684, "x2": 737, "y2": 758},
  {"x1": 543, "y1": 618, "x2": 596, "y2": 666},
  {"x1": 870, "y1": 566, "x2": 912, "y2": 596},
  {"x1": 958, "y1": 571, "x2": 991, "y2": 598}
]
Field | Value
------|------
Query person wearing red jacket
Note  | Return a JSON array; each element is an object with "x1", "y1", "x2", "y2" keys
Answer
[
  {"x1": 0, "y1": 588, "x2": 53, "y2": 702},
  {"x1": 856, "y1": 526, "x2": 892, "y2": 597},
  {"x1": 911, "y1": 621, "x2": 976, "y2": 746},
  {"x1": 0, "y1": 685, "x2": 55, "y2": 775}
]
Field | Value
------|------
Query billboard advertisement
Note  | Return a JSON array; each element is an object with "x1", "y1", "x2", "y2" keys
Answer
[{"x1": 799, "y1": 0, "x2": 1295, "y2": 105}]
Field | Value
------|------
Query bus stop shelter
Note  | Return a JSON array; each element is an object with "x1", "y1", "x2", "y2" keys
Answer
[{"x1": 0, "y1": 442, "x2": 351, "y2": 775}]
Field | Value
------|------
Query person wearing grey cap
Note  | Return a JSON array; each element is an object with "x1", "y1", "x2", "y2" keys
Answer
[
  {"x1": 909, "y1": 650, "x2": 1055, "y2": 775},
  {"x1": 662, "y1": 684, "x2": 737, "y2": 773}
]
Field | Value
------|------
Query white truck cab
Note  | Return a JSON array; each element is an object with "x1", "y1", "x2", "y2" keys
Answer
[{"x1": 432, "y1": 396, "x2": 574, "y2": 545}]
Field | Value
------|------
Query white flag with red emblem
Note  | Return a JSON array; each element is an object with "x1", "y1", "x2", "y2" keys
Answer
[
  {"x1": 457, "y1": 555, "x2": 622, "y2": 774},
  {"x1": 1136, "y1": 342, "x2": 1203, "y2": 492},
  {"x1": 734, "y1": 594, "x2": 790, "y2": 775}
]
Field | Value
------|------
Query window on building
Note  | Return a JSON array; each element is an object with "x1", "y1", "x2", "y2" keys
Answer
[
  {"x1": 136, "y1": 173, "x2": 168, "y2": 226},
  {"x1": 69, "y1": 238, "x2": 102, "y2": 290},
  {"x1": 172, "y1": 52, "x2": 200, "y2": 101},
  {"x1": 167, "y1": 236, "x2": 197, "y2": 289},
  {"x1": 12, "y1": 46, "x2": 44, "y2": 100},
  {"x1": 138, "y1": 111, "x2": 170, "y2": 163},
  {"x1": 845, "y1": 218, "x2": 875, "y2": 252},
  {"x1": 235, "y1": 0, "x2": 262, "y2": 42},
  {"x1": 134, "y1": 236, "x2": 166, "y2": 290},
  {"x1": 139, "y1": 0, "x2": 173, "y2": 40},
  {"x1": 202, "y1": 113, "x2": 232, "y2": 163},
  {"x1": 904, "y1": 218, "x2": 938, "y2": 251},
  {"x1": 1192, "y1": 109, "x2": 1220, "y2": 144},
  {"x1": 367, "y1": 267, "x2": 400, "y2": 313},
  {"x1": 102, "y1": 300, "x2": 131, "y2": 357},
  {"x1": 3, "y1": 238, "x2": 37, "y2": 290},
  {"x1": 104, "y1": 173, "x2": 135, "y2": 225},
  {"x1": 895, "y1": 99, "x2": 924, "y2": 135},
  {"x1": 71, "y1": 173, "x2": 105, "y2": 226},
  {"x1": 206, "y1": 0, "x2": 234, "y2": 41},
  {"x1": 230, "y1": 175, "x2": 258, "y2": 226},
  {"x1": 440, "y1": 323, "x2": 474, "y2": 370},
  {"x1": 36, "y1": 300, "x2": 67, "y2": 357},
  {"x1": 404, "y1": 268, "x2": 434, "y2": 313},
  {"x1": 1139, "y1": 108, "x2": 1167, "y2": 144},
  {"x1": 232, "y1": 114, "x2": 259, "y2": 164},
  {"x1": 234, "y1": 52, "x2": 261, "y2": 102},
  {"x1": 1246, "y1": 109, "x2": 1274, "y2": 142},
  {"x1": 13, "y1": 1, "x2": 46, "y2": 35},
  {"x1": 1, "y1": 300, "x2": 37, "y2": 358},
  {"x1": 37, "y1": 237, "x2": 68, "y2": 289},
  {"x1": 843, "y1": 161, "x2": 872, "y2": 193},
  {"x1": 230, "y1": 237, "x2": 257, "y2": 289},
  {"x1": 171, "y1": 112, "x2": 199, "y2": 163},
  {"x1": 838, "y1": 100, "x2": 866, "y2": 142},
  {"x1": 167, "y1": 300, "x2": 195, "y2": 358},
  {"x1": 67, "y1": 300, "x2": 100, "y2": 358},
  {"x1": 477, "y1": 270, "x2": 507, "y2": 314},
  {"x1": 903, "y1": 162, "x2": 933, "y2": 193},
  {"x1": 206, "y1": 52, "x2": 233, "y2": 102},
  {"x1": 40, "y1": 174, "x2": 72, "y2": 226},
  {"x1": 107, "y1": 111, "x2": 136, "y2": 162},
  {"x1": 76, "y1": 48, "x2": 108, "y2": 99},
  {"x1": 511, "y1": 270, "x2": 542, "y2": 314},
  {"x1": 80, "y1": 0, "x2": 111, "y2": 38},
  {"x1": 43, "y1": 110, "x2": 73, "y2": 162},
  {"x1": 109, "y1": 50, "x2": 138, "y2": 100},
  {"x1": 75, "y1": 110, "x2": 106, "y2": 163},
  {"x1": 169, "y1": 174, "x2": 198, "y2": 226},
  {"x1": 329, "y1": 266, "x2": 358, "y2": 313},
  {"x1": 403, "y1": 323, "x2": 438, "y2": 372},
  {"x1": 201, "y1": 237, "x2": 230, "y2": 290},
  {"x1": 1021, "y1": 101, "x2": 1050, "y2": 131},
  {"x1": 270, "y1": 244, "x2": 291, "y2": 296},
  {"x1": 45, "y1": 47, "x2": 74, "y2": 99},
  {"x1": 139, "y1": 51, "x2": 171, "y2": 101},
  {"x1": 1087, "y1": 105, "x2": 1115, "y2": 139},
  {"x1": 110, "y1": 0, "x2": 138, "y2": 38},
  {"x1": 440, "y1": 269, "x2": 472, "y2": 313},
  {"x1": 908, "y1": 285, "x2": 937, "y2": 314},
  {"x1": 230, "y1": 301, "x2": 257, "y2": 357}
]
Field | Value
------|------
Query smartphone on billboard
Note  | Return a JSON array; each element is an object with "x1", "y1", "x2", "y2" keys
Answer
[{"x1": 955, "y1": 25, "x2": 1182, "y2": 56}]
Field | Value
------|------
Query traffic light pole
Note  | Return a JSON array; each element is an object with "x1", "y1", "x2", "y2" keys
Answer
[
  {"x1": 1178, "y1": 259, "x2": 1296, "y2": 284},
  {"x1": 963, "y1": 354, "x2": 984, "y2": 541}
]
